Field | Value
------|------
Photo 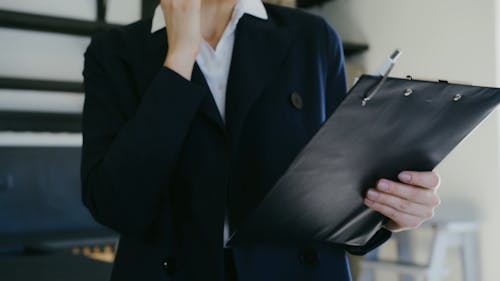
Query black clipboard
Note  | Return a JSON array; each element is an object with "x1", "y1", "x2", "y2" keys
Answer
[{"x1": 229, "y1": 75, "x2": 500, "y2": 247}]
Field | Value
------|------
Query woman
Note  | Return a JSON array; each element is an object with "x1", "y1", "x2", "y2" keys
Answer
[{"x1": 81, "y1": 0, "x2": 441, "y2": 280}]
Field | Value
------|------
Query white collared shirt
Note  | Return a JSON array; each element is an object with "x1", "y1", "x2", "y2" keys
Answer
[
  {"x1": 151, "y1": 0, "x2": 268, "y2": 121},
  {"x1": 151, "y1": 0, "x2": 268, "y2": 246}
]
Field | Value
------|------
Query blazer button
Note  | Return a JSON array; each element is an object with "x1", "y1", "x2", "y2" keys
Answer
[
  {"x1": 162, "y1": 257, "x2": 176, "y2": 275},
  {"x1": 290, "y1": 92, "x2": 303, "y2": 110},
  {"x1": 299, "y1": 248, "x2": 320, "y2": 266}
]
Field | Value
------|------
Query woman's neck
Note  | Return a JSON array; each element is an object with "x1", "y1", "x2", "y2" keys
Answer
[{"x1": 201, "y1": 0, "x2": 238, "y2": 50}]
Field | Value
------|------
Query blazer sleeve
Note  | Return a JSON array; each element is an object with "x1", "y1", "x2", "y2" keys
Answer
[
  {"x1": 322, "y1": 19, "x2": 393, "y2": 256},
  {"x1": 81, "y1": 33, "x2": 209, "y2": 237}
]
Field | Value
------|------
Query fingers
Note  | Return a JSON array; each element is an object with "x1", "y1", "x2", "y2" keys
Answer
[
  {"x1": 375, "y1": 179, "x2": 441, "y2": 206},
  {"x1": 160, "y1": 0, "x2": 202, "y2": 80},
  {"x1": 364, "y1": 198, "x2": 424, "y2": 229},
  {"x1": 365, "y1": 171, "x2": 442, "y2": 232},
  {"x1": 161, "y1": 0, "x2": 201, "y2": 14},
  {"x1": 365, "y1": 188, "x2": 434, "y2": 219},
  {"x1": 398, "y1": 171, "x2": 441, "y2": 191}
]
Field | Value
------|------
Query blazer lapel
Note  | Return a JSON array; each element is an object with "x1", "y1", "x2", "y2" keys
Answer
[
  {"x1": 138, "y1": 13, "x2": 293, "y2": 134},
  {"x1": 191, "y1": 63, "x2": 225, "y2": 130},
  {"x1": 225, "y1": 14, "x2": 294, "y2": 141}
]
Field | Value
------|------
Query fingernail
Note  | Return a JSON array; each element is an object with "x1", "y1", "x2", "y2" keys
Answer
[
  {"x1": 399, "y1": 172, "x2": 412, "y2": 182},
  {"x1": 364, "y1": 198, "x2": 374, "y2": 206},
  {"x1": 377, "y1": 180, "x2": 389, "y2": 192},
  {"x1": 367, "y1": 189, "x2": 378, "y2": 199}
]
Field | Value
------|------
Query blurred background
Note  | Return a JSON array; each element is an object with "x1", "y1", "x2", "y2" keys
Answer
[{"x1": 0, "y1": 0, "x2": 498, "y2": 281}]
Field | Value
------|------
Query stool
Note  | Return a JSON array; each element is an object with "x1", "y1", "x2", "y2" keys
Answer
[{"x1": 358, "y1": 221, "x2": 480, "y2": 281}]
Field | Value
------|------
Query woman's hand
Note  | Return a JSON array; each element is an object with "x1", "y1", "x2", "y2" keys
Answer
[
  {"x1": 161, "y1": 0, "x2": 202, "y2": 80},
  {"x1": 364, "y1": 171, "x2": 441, "y2": 232}
]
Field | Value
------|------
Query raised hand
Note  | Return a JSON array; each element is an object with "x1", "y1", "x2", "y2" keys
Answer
[
  {"x1": 364, "y1": 171, "x2": 441, "y2": 232},
  {"x1": 161, "y1": 0, "x2": 202, "y2": 80}
]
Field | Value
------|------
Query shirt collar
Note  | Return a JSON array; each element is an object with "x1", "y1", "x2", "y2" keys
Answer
[{"x1": 150, "y1": 0, "x2": 268, "y2": 34}]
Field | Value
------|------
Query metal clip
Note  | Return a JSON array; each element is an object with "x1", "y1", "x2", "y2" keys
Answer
[
  {"x1": 403, "y1": 89, "x2": 413, "y2": 96},
  {"x1": 361, "y1": 75, "x2": 388, "y2": 107},
  {"x1": 453, "y1": 94, "x2": 462, "y2": 102}
]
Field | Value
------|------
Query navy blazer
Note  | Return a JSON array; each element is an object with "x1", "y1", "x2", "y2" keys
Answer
[{"x1": 81, "y1": 3, "x2": 391, "y2": 281}]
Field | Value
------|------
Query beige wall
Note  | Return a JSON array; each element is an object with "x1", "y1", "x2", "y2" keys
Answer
[{"x1": 311, "y1": 0, "x2": 500, "y2": 280}]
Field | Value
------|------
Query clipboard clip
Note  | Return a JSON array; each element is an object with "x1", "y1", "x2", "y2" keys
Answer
[{"x1": 361, "y1": 49, "x2": 402, "y2": 106}]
